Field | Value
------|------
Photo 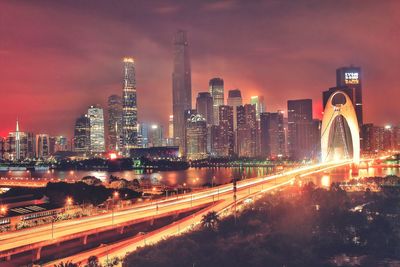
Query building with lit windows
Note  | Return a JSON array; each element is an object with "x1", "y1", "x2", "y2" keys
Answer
[
  {"x1": 108, "y1": 94, "x2": 123, "y2": 152},
  {"x1": 35, "y1": 134, "x2": 50, "y2": 159},
  {"x1": 209, "y1": 78, "x2": 224, "y2": 125},
  {"x1": 260, "y1": 111, "x2": 286, "y2": 158},
  {"x1": 250, "y1": 95, "x2": 266, "y2": 121},
  {"x1": 237, "y1": 104, "x2": 257, "y2": 157},
  {"x1": 186, "y1": 114, "x2": 208, "y2": 160},
  {"x1": 172, "y1": 30, "x2": 192, "y2": 153},
  {"x1": 88, "y1": 106, "x2": 105, "y2": 153},
  {"x1": 73, "y1": 115, "x2": 90, "y2": 154},
  {"x1": 122, "y1": 57, "x2": 138, "y2": 155},
  {"x1": 211, "y1": 105, "x2": 234, "y2": 157},
  {"x1": 287, "y1": 99, "x2": 319, "y2": 160},
  {"x1": 196, "y1": 92, "x2": 213, "y2": 126}
]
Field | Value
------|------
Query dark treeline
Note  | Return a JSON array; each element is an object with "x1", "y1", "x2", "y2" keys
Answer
[
  {"x1": 124, "y1": 180, "x2": 400, "y2": 267},
  {"x1": 1, "y1": 182, "x2": 142, "y2": 206}
]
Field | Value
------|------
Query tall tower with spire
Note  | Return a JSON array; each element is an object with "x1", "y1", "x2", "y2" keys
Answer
[{"x1": 15, "y1": 119, "x2": 20, "y2": 161}]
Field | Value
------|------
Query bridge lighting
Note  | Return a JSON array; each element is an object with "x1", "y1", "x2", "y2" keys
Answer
[
  {"x1": 66, "y1": 197, "x2": 73, "y2": 205},
  {"x1": 113, "y1": 191, "x2": 120, "y2": 198},
  {"x1": 0, "y1": 206, "x2": 7, "y2": 214}
]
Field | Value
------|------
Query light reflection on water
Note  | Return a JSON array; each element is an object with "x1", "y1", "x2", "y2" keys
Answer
[
  {"x1": 304, "y1": 166, "x2": 400, "y2": 188},
  {"x1": 0, "y1": 167, "x2": 275, "y2": 187},
  {"x1": 1, "y1": 166, "x2": 399, "y2": 188}
]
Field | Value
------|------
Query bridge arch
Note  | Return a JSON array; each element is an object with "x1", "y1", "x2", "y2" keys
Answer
[{"x1": 321, "y1": 91, "x2": 360, "y2": 164}]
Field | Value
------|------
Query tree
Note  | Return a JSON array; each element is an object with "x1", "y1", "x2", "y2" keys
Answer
[
  {"x1": 54, "y1": 261, "x2": 80, "y2": 267},
  {"x1": 201, "y1": 211, "x2": 220, "y2": 231},
  {"x1": 87, "y1": 255, "x2": 100, "y2": 267}
]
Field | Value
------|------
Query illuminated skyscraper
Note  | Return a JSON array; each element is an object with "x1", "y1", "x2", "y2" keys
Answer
[
  {"x1": 74, "y1": 114, "x2": 90, "y2": 154},
  {"x1": 227, "y1": 89, "x2": 242, "y2": 132},
  {"x1": 108, "y1": 94, "x2": 123, "y2": 152},
  {"x1": 260, "y1": 111, "x2": 286, "y2": 158},
  {"x1": 209, "y1": 78, "x2": 224, "y2": 125},
  {"x1": 172, "y1": 30, "x2": 192, "y2": 153},
  {"x1": 35, "y1": 134, "x2": 50, "y2": 159},
  {"x1": 88, "y1": 105, "x2": 106, "y2": 153},
  {"x1": 287, "y1": 99, "x2": 319, "y2": 160},
  {"x1": 15, "y1": 119, "x2": 20, "y2": 161},
  {"x1": 186, "y1": 114, "x2": 208, "y2": 160},
  {"x1": 250, "y1": 95, "x2": 266, "y2": 121},
  {"x1": 122, "y1": 57, "x2": 138, "y2": 155},
  {"x1": 196, "y1": 92, "x2": 213, "y2": 126},
  {"x1": 211, "y1": 105, "x2": 234, "y2": 157},
  {"x1": 237, "y1": 104, "x2": 257, "y2": 157}
]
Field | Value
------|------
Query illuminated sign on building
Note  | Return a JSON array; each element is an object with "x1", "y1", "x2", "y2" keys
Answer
[{"x1": 345, "y1": 72, "x2": 359, "y2": 84}]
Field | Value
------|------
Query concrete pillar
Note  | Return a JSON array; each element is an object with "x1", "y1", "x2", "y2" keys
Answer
[
  {"x1": 32, "y1": 247, "x2": 42, "y2": 261},
  {"x1": 82, "y1": 235, "x2": 88, "y2": 245}
]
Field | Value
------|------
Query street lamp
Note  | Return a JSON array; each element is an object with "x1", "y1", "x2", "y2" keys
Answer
[
  {"x1": 51, "y1": 214, "x2": 57, "y2": 239},
  {"x1": 112, "y1": 191, "x2": 119, "y2": 225},
  {"x1": 66, "y1": 197, "x2": 73, "y2": 211},
  {"x1": 0, "y1": 205, "x2": 7, "y2": 215}
]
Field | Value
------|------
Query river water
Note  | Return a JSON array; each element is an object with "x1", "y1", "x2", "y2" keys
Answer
[{"x1": 0, "y1": 166, "x2": 398, "y2": 188}]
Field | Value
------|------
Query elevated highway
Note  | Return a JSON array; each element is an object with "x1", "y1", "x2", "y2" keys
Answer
[{"x1": 0, "y1": 160, "x2": 355, "y2": 265}]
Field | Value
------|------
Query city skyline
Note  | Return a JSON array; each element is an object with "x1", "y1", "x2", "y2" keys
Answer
[{"x1": 1, "y1": 1, "x2": 400, "y2": 138}]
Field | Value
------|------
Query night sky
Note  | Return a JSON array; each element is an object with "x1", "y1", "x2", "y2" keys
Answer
[{"x1": 1, "y1": 0, "x2": 400, "y2": 138}]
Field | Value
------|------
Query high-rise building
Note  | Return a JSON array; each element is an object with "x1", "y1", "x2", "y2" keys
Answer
[
  {"x1": 361, "y1": 124, "x2": 400, "y2": 153},
  {"x1": 260, "y1": 111, "x2": 286, "y2": 158},
  {"x1": 323, "y1": 66, "x2": 363, "y2": 126},
  {"x1": 287, "y1": 99, "x2": 319, "y2": 160},
  {"x1": 186, "y1": 114, "x2": 208, "y2": 160},
  {"x1": 250, "y1": 96, "x2": 266, "y2": 120},
  {"x1": 182, "y1": 109, "x2": 197, "y2": 156},
  {"x1": 196, "y1": 92, "x2": 213, "y2": 126},
  {"x1": 227, "y1": 89, "x2": 243, "y2": 131},
  {"x1": 49, "y1": 136, "x2": 69, "y2": 155},
  {"x1": 122, "y1": 57, "x2": 138, "y2": 155},
  {"x1": 88, "y1": 106, "x2": 105, "y2": 153},
  {"x1": 237, "y1": 104, "x2": 257, "y2": 157},
  {"x1": 5, "y1": 132, "x2": 35, "y2": 161},
  {"x1": 148, "y1": 124, "x2": 164, "y2": 147},
  {"x1": 0, "y1": 137, "x2": 4, "y2": 160},
  {"x1": 167, "y1": 115, "x2": 174, "y2": 146},
  {"x1": 108, "y1": 94, "x2": 123, "y2": 152},
  {"x1": 215, "y1": 105, "x2": 234, "y2": 157},
  {"x1": 74, "y1": 114, "x2": 90, "y2": 154},
  {"x1": 137, "y1": 123, "x2": 148, "y2": 148},
  {"x1": 35, "y1": 134, "x2": 50, "y2": 159},
  {"x1": 172, "y1": 30, "x2": 192, "y2": 153},
  {"x1": 209, "y1": 78, "x2": 224, "y2": 125},
  {"x1": 168, "y1": 115, "x2": 174, "y2": 139}
]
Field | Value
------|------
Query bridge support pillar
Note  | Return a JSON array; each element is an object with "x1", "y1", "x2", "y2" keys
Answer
[
  {"x1": 119, "y1": 226, "x2": 125, "y2": 234},
  {"x1": 6, "y1": 254, "x2": 11, "y2": 261},
  {"x1": 32, "y1": 247, "x2": 42, "y2": 261},
  {"x1": 82, "y1": 235, "x2": 88, "y2": 245}
]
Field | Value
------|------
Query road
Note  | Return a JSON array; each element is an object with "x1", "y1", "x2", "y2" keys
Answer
[{"x1": 1, "y1": 160, "x2": 353, "y2": 264}]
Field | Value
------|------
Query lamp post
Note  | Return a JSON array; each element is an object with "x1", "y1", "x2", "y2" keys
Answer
[
  {"x1": 51, "y1": 214, "x2": 57, "y2": 239},
  {"x1": 212, "y1": 176, "x2": 216, "y2": 204},
  {"x1": 112, "y1": 191, "x2": 119, "y2": 225},
  {"x1": 66, "y1": 196, "x2": 73, "y2": 211}
]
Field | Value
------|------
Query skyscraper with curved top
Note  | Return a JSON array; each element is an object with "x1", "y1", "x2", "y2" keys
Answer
[
  {"x1": 172, "y1": 30, "x2": 192, "y2": 154},
  {"x1": 122, "y1": 57, "x2": 138, "y2": 156},
  {"x1": 209, "y1": 77, "x2": 224, "y2": 125}
]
